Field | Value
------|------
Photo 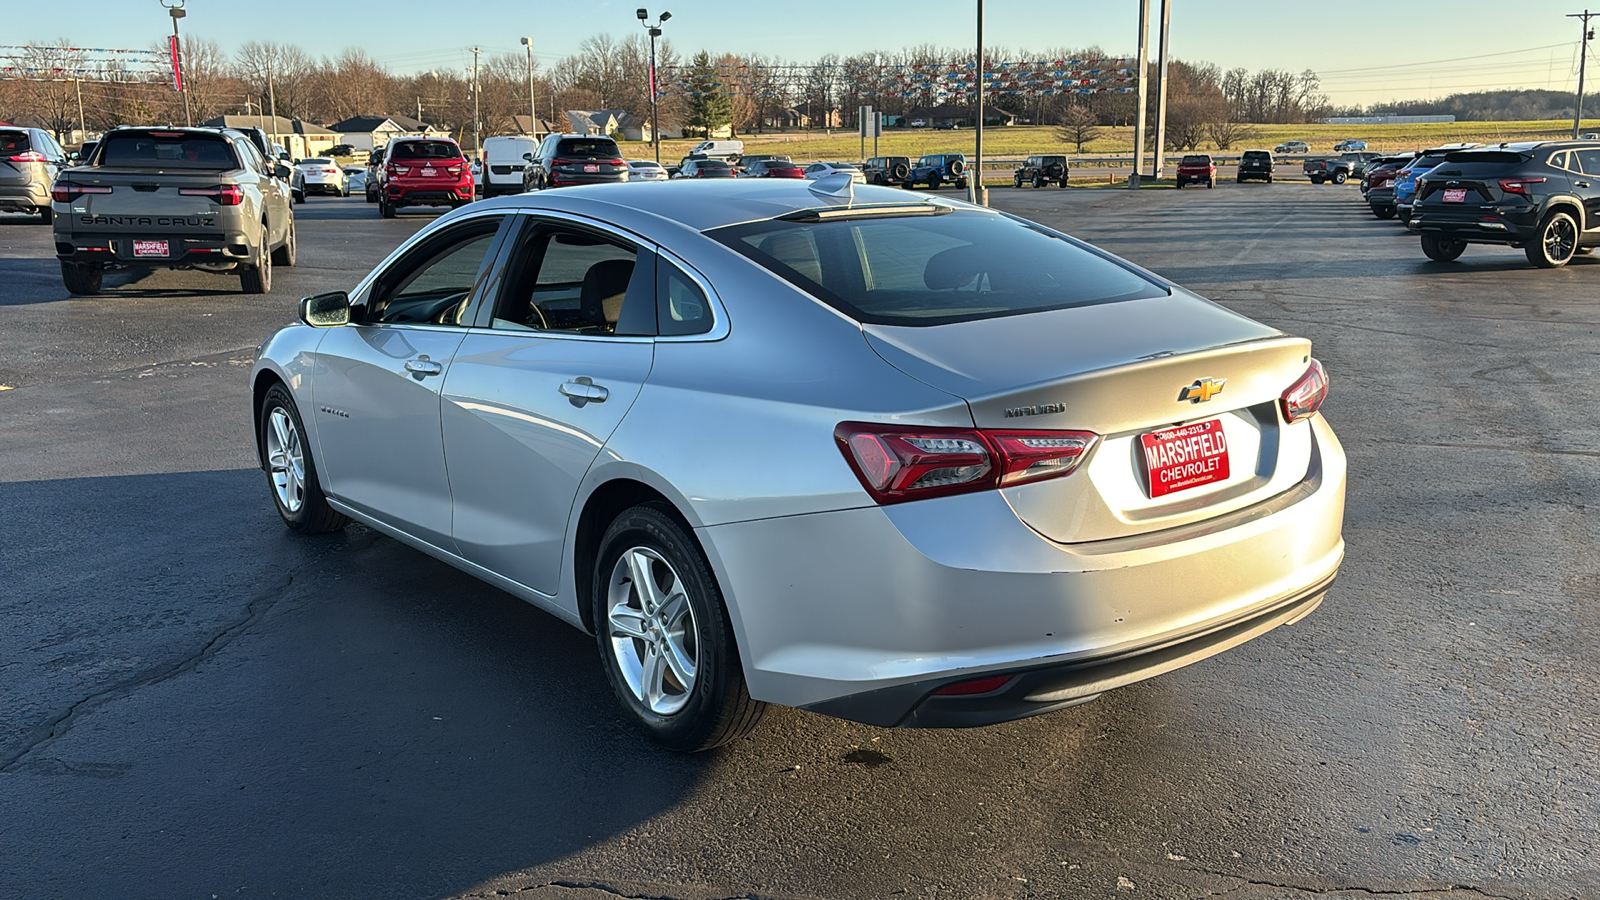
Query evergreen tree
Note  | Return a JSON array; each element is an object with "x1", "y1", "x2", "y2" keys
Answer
[{"x1": 684, "y1": 51, "x2": 731, "y2": 137}]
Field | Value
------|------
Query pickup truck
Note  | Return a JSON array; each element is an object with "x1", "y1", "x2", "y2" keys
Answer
[
  {"x1": 1303, "y1": 152, "x2": 1379, "y2": 185},
  {"x1": 51, "y1": 126, "x2": 295, "y2": 295}
]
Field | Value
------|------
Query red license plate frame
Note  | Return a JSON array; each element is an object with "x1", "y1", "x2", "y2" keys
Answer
[
  {"x1": 132, "y1": 239, "x2": 169, "y2": 258},
  {"x1": 1442, "y1": 188, "x2": 1468, "y2": 203},
  {"x1": 1140, "y1": 418, "x2": 1230, "y2": 498}
]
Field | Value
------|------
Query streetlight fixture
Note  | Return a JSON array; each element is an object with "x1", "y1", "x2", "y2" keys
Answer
[
  {"x1": 519, "y1": 37, "x2": 537, "y2": 141},
  {"x1": 637, "y1": 8, "x2": 670, "y2": 163},
  {"x1": 160, "y1": 0, "x2": 191, "y2": 126}
]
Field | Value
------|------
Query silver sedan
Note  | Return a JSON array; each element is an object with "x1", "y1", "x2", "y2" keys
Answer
[{"x1": 250, "y1": 179, "x2": 1346, "y2": 751}]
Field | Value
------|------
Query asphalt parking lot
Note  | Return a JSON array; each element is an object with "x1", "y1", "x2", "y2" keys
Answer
[{"x1": 3, "y1": 184, "x2": 1598, "y2": 900}]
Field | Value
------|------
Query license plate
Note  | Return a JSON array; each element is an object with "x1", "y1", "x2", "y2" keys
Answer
[
  {"x1": 420, "y1": 167, "x2": 437, "y2": 177},
  {"x1": 1140, "y1": 419, "x2": 1230, "y2": 498},
  {"x1": 1443, "y1": 188, "x2": 1467, "y2": 203},
  {"x1": 583, "y1": 164, "x2": 599, "y2": 173},
  {"x1": 132, "y1": 239, "x2": 169, "y2": 258}
]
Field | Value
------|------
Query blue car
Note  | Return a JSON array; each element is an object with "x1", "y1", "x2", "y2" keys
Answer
[
  {"x1": 1394, "y1": 144, "x2": 1481, "y2": 223},
  {"x1": 1334, "y1": 139, "x2": 1368, "y2": 151}
]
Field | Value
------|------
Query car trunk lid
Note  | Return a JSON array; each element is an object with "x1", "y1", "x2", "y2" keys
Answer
[{"x1": 863, "y1": 293, "x2": 1318, "y2": 542}]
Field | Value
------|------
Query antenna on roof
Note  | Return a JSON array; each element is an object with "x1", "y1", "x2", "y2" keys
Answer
[{"x1": 807, "y1": 172, "x2": 855, "y2": 205}]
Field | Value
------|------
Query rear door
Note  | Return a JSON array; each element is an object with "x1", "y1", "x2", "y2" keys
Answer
[
  {"x1": 442, "y1": 214, "x2": 657, "y2": 595},
  {"x1": 312, "y1": 212, "x2": 514, "y2": 548},
  {"x1": 1570, "y1": 148, "x2": 1600, "y2": 233}
]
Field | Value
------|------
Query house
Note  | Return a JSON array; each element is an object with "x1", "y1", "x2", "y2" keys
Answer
[
  {"x1": 330, "y1": 115, "x2": 447, "y2": 152},
  {"x1": 202, "y1": 115, "x2": 342, "y2": 159},
  {"x1": 508, "y1": 115, "x2": 559, "y2": 140},
  {"x1": 561, "y1": 109, "x2": 679, "y2": 142},
  {"x1": 902, "y1": 105, "x2": 1014, "y2": 128}
]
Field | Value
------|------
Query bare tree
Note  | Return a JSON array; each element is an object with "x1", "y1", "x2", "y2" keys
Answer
[
  {"x1": 1054, "y1": 103, "x2": 1101, "y2": 151},
  {"x1": 1206, "y1": 117, "x2": 1257, "y2": 150},
  {"x1": 13, "y1": 42, "x2": 86, "y2": 139}
]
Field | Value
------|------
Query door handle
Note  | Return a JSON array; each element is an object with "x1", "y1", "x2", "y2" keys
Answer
[
  {"x1": 404, "y1": 356, "x2": 443, "y2": 376},
  {"x1": 1577, "y1": 181, "x2": 1592, "y2": 188},
  {"x1": 559, "y1": 376, "x2": 609, "y2": 407}
]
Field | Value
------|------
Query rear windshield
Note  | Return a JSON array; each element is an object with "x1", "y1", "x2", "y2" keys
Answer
[
  {"x1": 302, "y1": 158, "x2": 333, "y2": 166},
  {"x1": 1181, "y1": 155, "x2": 1209, "y2": 164},
  {"x1": 1430, "y1": 152, "x2": 1535, "y2": 178},
  {"x1": 1242, "y1": 151, "x2": 1270, "y2": 160},
  {"x1": 1442, "y1": 151, "x2": 1528, "y2": 165},
  {"x1": 100, "y1": 132, "x2": 238, "y2": 170},
  {"x1": 696, "y1": 159, "x2": 731, "y2": 168},
  {"x1": 710, "y1": 210, "x2": 1166, "y2": 327},
  {"x1": 391, "y1": 141, "x2": 462, "y2": 161},
  {"x1": 1, "y1": 130, "x2": 32, "y2": 153},
  {"x1": 1039, "y1": 156, "x2": 1067, "y2": 164},
  {"x1": 555, "y1": 138, "x2": 619, "y2": 158}
]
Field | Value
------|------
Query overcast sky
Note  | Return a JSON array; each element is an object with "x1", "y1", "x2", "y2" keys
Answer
[{"x1": 6, "y1": 0, "x2": 1590, "y2": 108}]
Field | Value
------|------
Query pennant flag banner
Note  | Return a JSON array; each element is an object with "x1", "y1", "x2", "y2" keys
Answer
[
  {"x1": 655, "y1": 59, "x2": 1139, "y2": 99},
  {"x1": 0, "y1": 45, "x2": 170, "y2": 84}
]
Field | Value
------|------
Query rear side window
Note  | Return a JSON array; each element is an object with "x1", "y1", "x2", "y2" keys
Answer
[
  {"x1": 711, "y1": 210, "x2": 1166, "y2": 327},
  {"x1": 391, "y1": 141, "x2": 462, "y2": 161},
  {"x1": 100, "y1": 132, "x2": 238, "y2": 170},
  {"x1": 1572, "y1": 149, "x2": 1600, "y2": 175},
  {"x1": 1, "y1": 131, "x2": 32, "y2": 153},
  {"x1": 554, "y1": 139, "x2": 619, "y2": 158}
]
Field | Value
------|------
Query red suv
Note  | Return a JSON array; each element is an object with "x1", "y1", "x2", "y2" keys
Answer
[
  {"x1": 1175, "y1": 154, "x2": 1216, "y2": 189},
  {"x1": 380, "y1": 137, "x2": 472, "y2": 218}
]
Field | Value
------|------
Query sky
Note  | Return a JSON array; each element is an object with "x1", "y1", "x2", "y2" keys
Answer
[{"x1": 5, "y1": 0, "x2": 1591, "y2": 108}]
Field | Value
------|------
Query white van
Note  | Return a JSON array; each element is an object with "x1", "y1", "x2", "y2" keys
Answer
[
  {"x1": 688, "y1": 139, "x2": 744, "y2": 161},
  {"x1": 481, "y1": 135, "x2": 540, "y2": 196}
]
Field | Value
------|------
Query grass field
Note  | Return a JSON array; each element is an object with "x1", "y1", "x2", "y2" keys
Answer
[{"x1": 638, "y1": 120, "x2": 1600, "y2": 165}]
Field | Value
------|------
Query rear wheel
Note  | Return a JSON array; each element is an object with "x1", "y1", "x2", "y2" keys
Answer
[
  {"x1": 593, "y1": 504, "x2": 766, "y2": 752},
  {"x1": 929, "y1": 173, "x2": 942, "y2": 190},
  {"x1": 240, "y1": 232, "x2": 272, "y2": 293},
  {"x1": 293, "y1": 188, "x2": 305, "y2": 204},
  {"x1": 38, "y1": 206, "x2": 52, "y2": 224},
  {"x1": 271, "y1": 216, "x2": 297, "y2": 267},
  {"x1": 1526, "y1": 210, "x2": 1579, "y2": 268},
  {"x1": 1421, "y1": 233, "x2": 1466, "y2": 262},
  {"x1": 1332, "y1": 171, "x2": 1348, "y2": 184},
  {"x1": 60, "y1": 261, "x2": 102, "y2": 295},
  {"x1": 259, "y1": 383, "x2": 348, "y2": 534},
  {"x1": 1373, "y1": 205, "x2": 1396, "y2": 220},
  {"x1": 1310, "y1": 176, "x2": 1324, "y2": 185},
  {"x1": 380, "y1": 195, "x2": 396, "y2": 218}
]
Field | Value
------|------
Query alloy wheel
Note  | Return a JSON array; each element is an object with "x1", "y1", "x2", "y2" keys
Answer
[
  {"x1": 265, "y1": 407, "x2": 305, "y2": 513},
  {"x1": 606, "y1": 547, "x2": 700, "y2": 715},
  {"x1": 1545, "y1": 216, "x2": 1577, "y2": 263}
]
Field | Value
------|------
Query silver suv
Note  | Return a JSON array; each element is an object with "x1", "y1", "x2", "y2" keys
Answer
[
  {"x1": 1, "y1": 126, "x2": 69, "y2": 224},
  {"x1": 52, "y1": 126, "x2": 295, "y2": 295}
]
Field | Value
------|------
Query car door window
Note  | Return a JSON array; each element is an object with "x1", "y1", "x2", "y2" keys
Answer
[
  {"x1": 1574, "y1": 149, "x2": 1600, "y2": 176},
  {"x1": 491, "y1": 222, "x2": 655, "y2": 336},
  {"x1": 366, "y1": 218, "x2": 505, "y2": 326},
  {"x1": 659, "y1": 261, "x2": 713, "y2": 336}
]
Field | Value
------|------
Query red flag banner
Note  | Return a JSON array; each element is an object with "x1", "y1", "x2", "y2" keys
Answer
[{"x1": 169, "y1": 34, "x2": 182, "y2": 91}]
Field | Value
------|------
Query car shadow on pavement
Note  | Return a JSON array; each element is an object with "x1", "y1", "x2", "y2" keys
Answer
[{"x1": 0, "y1": 469, "x2": 712, "y2": 899}]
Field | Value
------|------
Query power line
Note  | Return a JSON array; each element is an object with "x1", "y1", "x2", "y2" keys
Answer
[{"x1": 1316, "y1": 42, "x2": 1570, "y2": 76}]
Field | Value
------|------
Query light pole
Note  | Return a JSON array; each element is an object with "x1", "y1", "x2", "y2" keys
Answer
[
  {"x1": 971, "y1": 0, "x2": 984, "y2": 206},
  {"x1": 160, "y1": 0, "x2": 191, "y2": 126},
  {"x1": 637, "y1": 8, "x2": 670, "y2": 164},
  {"x1": 520, "y1": 37, "x2": 537, "y2": 140}
]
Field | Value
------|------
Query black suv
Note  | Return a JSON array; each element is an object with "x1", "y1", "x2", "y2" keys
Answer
[
  {"x1": 862, "y1": 156, "x2": 911, "y2": 186},
  {"x1": 1409, "y1": 141, "x2": 1600, "y2": 268},
  {"x1": 1236, "y1": 149, "x2": 1274, "y2": 183},
  {"x1": 1014, "y1": 155, "x2": 1068, "y2": 188},
  {"x1": 522, "y1": 134, "x2": 628, "y2": 190}
]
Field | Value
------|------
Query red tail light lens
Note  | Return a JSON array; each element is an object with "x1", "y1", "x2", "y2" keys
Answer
[
  {"x1": 935, "y1": 675, "x2": 1015, "y2": 696},
  {"x1": 1498, "y1": 176, "x2": 1546, "y2": 197},
  {"x1": 1281, "y1": 358, "x2": 1329, "y2": 423},
  {"x1": 52, "y1": 182, "x2": 113, "y2": 202},
  {"x1": 835, "y1": 423, "x2": 1099, "y2": 504},
  {"x1": 388, "y1": 164, "x2": 408, "y2": 177},
  {"x1": 9, "y1": 151, "x2": 48, "y2": 163},
  {"x1": 179, "y1": 184, "x2": 243, "y2": 205}
]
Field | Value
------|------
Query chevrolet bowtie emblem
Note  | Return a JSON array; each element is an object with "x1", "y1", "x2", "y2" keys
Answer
[{"x1": 1179, "y1": 377, "x2": 1226, "y2": 404}]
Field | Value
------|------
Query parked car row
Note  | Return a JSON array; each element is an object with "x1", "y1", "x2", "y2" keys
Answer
[{"x1": 1355, "y1": 139, "x2": 1600, "y2": 268}]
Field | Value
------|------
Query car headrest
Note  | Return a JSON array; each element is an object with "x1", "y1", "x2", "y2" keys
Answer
[
  {"x1": 758, "y1": 232, "x2": 822, "y2": 283},
  {"x1": 580, "y1": 258, "x2": 635, "y2": 326},
  {"x1": 923, "y1": 245, "x2": 982, "y2": 290}
]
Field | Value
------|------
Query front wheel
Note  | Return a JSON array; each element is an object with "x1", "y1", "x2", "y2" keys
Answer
[
  {"x1": 271, "y1": 216, "x2": 297, "y2": 267},
  {"x1": 1014, "y1": 175, "x2": 1023, "y2": 188},
  {"x1": 594, "y1": 505, "x2": 766, "y2": 752},
  {"x1": 1527, "y1": 210, "x2": 1579, "y2": 268},
  {"x1": 259, "y1": 383, "x2": 348, "y2": 534},
  {"x1": 1421, "y1": 233, "x2": 1466, "y2": 262},
  {"x1": 929, "y1": 174, "x2": 942, "y2": 190},
  {"x1": 60, "y1": 261, "x2": 102, "y2": 295}
]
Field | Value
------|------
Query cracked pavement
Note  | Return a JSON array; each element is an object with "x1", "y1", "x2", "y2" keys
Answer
[{"x1": 3, "y1": 186, "x2": 1598, "y2": 898}]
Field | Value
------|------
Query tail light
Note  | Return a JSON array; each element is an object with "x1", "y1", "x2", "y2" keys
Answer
[
  {"x1": 835, "y1": 422, "x2": 1099, "y2": 504},
  {"x1": 1498, "y1": 177, "x2": 1546, "y2": 197},
  {"x1": 388, "y1": 164, "x2": 408, "y2": 177},
  {"x1": 52, "y1": 182, "x2": 112, "y2": 202},
  {"x1": 1281, "y1": 359, "x2": 1329, "y2": 423},
  {"x1": 445, "y1": 164, "x2": 463, "y2": 176},
  {"x1": 608, "y1": 158, "x2": 625, "y2": 167},
  {"x1": 322, "y1": 167, "x2": 338, "y2": 175},
  {"x1": 935, "y1": 675, "x2": 1015, "y2": 696},
  {"x1": 9, "y1": 150, "x2": 47, "y2": 163},
  {"x1": 179, "y1": 184, "x2": 244, "y2": 205}
]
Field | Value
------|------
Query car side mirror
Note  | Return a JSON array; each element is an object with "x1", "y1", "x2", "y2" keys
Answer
[
  {"x1": 274, "y1": 163, "x2": 291, "y2": 180},
  {"x1": 299, "y1": 291, "x2": 351, "y2": 328},
  {"x1": 522, "y1": 152, "x2": 534, "y2": 162}
]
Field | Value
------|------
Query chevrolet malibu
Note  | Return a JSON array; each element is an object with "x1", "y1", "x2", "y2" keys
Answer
[{"x1": 250, "y1": 179, "x2": 1346, "y2": 751}]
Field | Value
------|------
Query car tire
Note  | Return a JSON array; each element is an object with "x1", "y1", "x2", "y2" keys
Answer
[
  {"x1": 956, "y1": 178, "x2": 968, "y2": 190},
  {"x1": 929, "y1": 174, "x2": 942, "y2": 190},
  {"x1": 891, "y1": 163, "x2": 909, "y2": 181},
  {"x1": 293, "y1": 189, "x2": 305, "y2": 204},
  {"x1": 1526, "y1": 210, "x2": 1579, "y2": 268},
  {"x1": 380, "y1": 195, "x2": 396, "y2": 218},
  {"x1": 341, "y1": 186, "x2": 350, "y2": 197},
  {"x1": 1333, "y1": 172, "x2": 1348, "y2": 185},
  {"x1": 271, "y1": 216, "x2": 297, "y2": 267},
  {"x1": 1310, "y1": 176, "x2": 1324, "y2": 185},
  {"x1": 1373, "y1": 205, "x2": 1396, "y2": 220},
  {"x1": 593, "y1": 504, "x2": 766, "y2": 752},
  {"x1": 240, "y1": 231, "x2": 271, "y2": 294},
  {"x1": 1014, "y1": 175, "x2": 1023, "y2": 188},
  {"x1": 365, "y1": 186, "x2": 377, "y2": 203},
  {"x1": 38, "y1": 206, "x2": 52, "y2": 224},
  {"x1": 259, "y1": 383, "x2": 349, "y2": 535},
  {"x1": 1421, "y1": 234, "x2": 1466, "y2": 262},
  {"x1": 1033, "y1": 175, "x2": 1044, "y2": 188},
  {"x1": 60, "y1": 261, "x2": 102, "y2": 295}
]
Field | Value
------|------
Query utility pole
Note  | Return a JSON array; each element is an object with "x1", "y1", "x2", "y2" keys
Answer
[
  {"x1": 637, "y1": 9, "x2": 671, "y2": 164},
  {"x1": 972, "y1": 0, "x2": 985, "y2": 205},
  {"x1": 74, "y1": 78, "x2": 85, "y2": 144},
  {"x1": 1572, "y1": 10, "x2": 1596, "y2": 139},
  {"x1": 470, "y1": 47, "x2": 482, "y2": 161},
  {"x1": 520, "y1": 37, "x2": 537, "y2": 140},
  {"x1": 1152, "y1": 0, "x2": 1172, "y2": 178},
  {"x1": 267, "y1": 54, "x2": 279, "y2": 157},
  {"x1": 1130, "y1": 0, "x2": 1150, "y2": 187}
]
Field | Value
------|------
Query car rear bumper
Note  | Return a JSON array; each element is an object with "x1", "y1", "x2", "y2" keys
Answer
[
  {"x1": 388, "y1": 184, "x2": 472, "y2": 205},
  {"x1": 701, "y1": 414, "x2": 1346, "y2": 726},
  {"x1": 0, "y1": 182, "x2": 50, "y2": 210},
  {"x1": 54, "y1": 231, "x2": 249, "y2": 267},
  {"x1": 546, "y1": 174, "x2": 628, "y2": 187},
  {"x1": 1407, "y1": 207, "x2": 1538, "y2": 243}
]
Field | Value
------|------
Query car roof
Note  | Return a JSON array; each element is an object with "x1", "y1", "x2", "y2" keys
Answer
[{"x1": 463, "y1": 179, "x2": 960, "y2": 233}]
